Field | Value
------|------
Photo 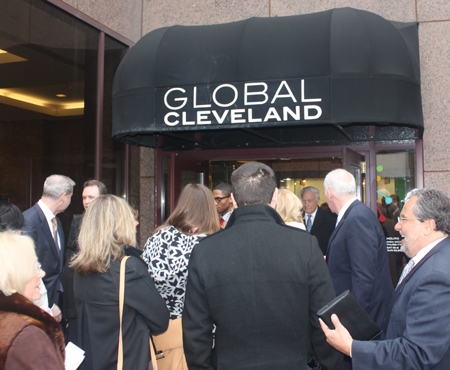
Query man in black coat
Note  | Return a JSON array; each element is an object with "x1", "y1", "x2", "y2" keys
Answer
[{"x1": 183, "y1": 162, "x2": 342, "y2": 370}]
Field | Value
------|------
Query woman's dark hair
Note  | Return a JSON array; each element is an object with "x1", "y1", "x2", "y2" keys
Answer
[
  {"x1": 0, "y1": 202, "x2": 24, "y2": 232},
  {"x1": 155, "y1": 184, "x2": 220, "y2": 235}
]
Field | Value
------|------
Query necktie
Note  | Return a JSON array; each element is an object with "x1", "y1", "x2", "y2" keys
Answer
[
  {"x1": 220, "y1": 217, "x2": 224, "y2": 228},
  {"x1": 306, "y1": 215, "x2": 312, "y2": 232},
  {"x1": 397, "y1": 259, "x2": 415, "y2": 287},
  {"x1": 52, "y1": 217, "x2": 60, "y2": 255}
]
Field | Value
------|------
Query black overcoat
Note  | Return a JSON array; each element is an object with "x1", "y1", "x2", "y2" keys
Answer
[{"x1": 183, "y1": 204, "x2": 342, "y2": 370}]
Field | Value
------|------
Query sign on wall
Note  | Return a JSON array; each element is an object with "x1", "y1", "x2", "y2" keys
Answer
[{"x1": 155, "y1": 77, "x2": 330, "y2": 130}]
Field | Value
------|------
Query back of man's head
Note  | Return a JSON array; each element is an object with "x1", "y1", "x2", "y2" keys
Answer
[
  {"x1": 214, "y1": 183, "x2": 232, "y2": 196},
  {"x1": 42, "y1": 174, "x2": 76, "y2": 200},
  {"x1": 84, "y1": 180, "x2": 108, "y2": 195},
  {"x1": 231, "y1": 162, "x2": 276, "y2": 207},
  {"x1": 405, "y1": 188, "x2": 450, "y2": 235},
  {"x1": 323, "y1": 169, "x2": 356, "y2": 197}
]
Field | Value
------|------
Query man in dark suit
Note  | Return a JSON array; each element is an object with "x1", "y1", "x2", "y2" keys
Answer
[
  {"x1": 301, "y1": 186, "x2": 336, "y2": 254},
  {"x1": 321, "y1": 188, "x2": 450, "y2": 370},
  {"x1": 324, "y1": 169, "x2": 393, "y2": 330},
  {"x1": 64, "y1": 180, "x2": 107, "y2": 343},
  {"x1": 22, "y1": 174, "x2": 75, "y2": 322},
  {"x1": 183, "y1": 162, "x2": 342, "y2": 370}
]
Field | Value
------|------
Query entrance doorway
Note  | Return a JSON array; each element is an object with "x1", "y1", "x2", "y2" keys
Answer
[
  {"x1": 157, "y1": 145, "x2": 371, "y2": 224},
  {"x1": 210, "y1": 157, "x2": 344, "y2": 210}
]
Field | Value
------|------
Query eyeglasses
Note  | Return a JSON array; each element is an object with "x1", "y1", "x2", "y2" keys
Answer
[
  {"x1": 397, "y1": 217, "x2": 419, "y2": 224},
  {"x1": 34, "y1": 263, "x2": 45, "y2": 276},
  {"x1": 214, "y1": 195, "x2": 230, "y2": 203}
]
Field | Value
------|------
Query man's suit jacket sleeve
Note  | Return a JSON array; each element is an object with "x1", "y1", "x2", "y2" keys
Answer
[
  {"x1": 352, "y1": 269, "x2": 450, "y2": 370},
  {"x1": 22, "y1": 215, "x2": 38, "y2": 245},
  {"x1": 341, "y1": 211, "x2": 383, "y2": 315},
  {"x1": 183, "y1": 246, "x2": 215, "y2": 370}
]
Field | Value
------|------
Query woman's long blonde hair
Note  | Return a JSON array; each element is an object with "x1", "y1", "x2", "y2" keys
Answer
[
  {"x1": 276, "y1": 189, "x2": 304, "y2": 224},
  {"x1": 71, "y1": 195, "x2": 137, "y2": 275},
  {"x1": 155, "y1": 183, "x2": 220, "y2": 235}
]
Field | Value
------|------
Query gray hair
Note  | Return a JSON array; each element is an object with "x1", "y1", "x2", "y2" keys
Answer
[
  {"x1": 405, "y1": 188, "x2": 450, "y2": 235},
  {"x1": 323, "y1": 169, "x2": 356, "y2": 196},
  {"x1": 300, "y1": 186, "x2": 320, "y2": 199},
  {"x1": 42, "y1": 174, "x2": 75, "y2": 200}
]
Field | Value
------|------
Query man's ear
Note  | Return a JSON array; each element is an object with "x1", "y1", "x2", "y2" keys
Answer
[
  {"x1": 423, "y1": 219, "x2": 436, "y2": 235},
  {"x1": 231, "y1": 193, "x2": 238, "y2": 209},
  {"x1": 270, "y1": 188, "x2": 278, "y2": 209}
]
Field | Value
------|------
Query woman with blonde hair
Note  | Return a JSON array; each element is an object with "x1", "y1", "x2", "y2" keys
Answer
[
  {"x1": 141, "y1": 183, "x2": 220, "y2": 369},
  {"x1": 71, "y1": 195, "x2": 169, "y2": 370},
  {"x1": 276, "y1": 188, "x2": 306, "y2": 230},
  {"x1": 0, "y1": 232, "x2": 65, "y2": 370}
]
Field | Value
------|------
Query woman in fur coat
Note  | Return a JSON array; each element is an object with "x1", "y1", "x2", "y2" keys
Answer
[{"x1": 0, "y1": 232, "x2": 65, "y2": 370}]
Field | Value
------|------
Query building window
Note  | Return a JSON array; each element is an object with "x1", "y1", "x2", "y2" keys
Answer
[{"x1": 0, "y1": 0, "x2": 128, "y2": 236}]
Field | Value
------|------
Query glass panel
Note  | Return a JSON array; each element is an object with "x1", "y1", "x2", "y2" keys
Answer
[
  {"x1": 102, "y1": 35, "x2": 128, "y2": 197},
  {"x1": 0, "y1": 0, "x2": 99, "y2": 236},
  {"x1": 181, "y1": 170, "x2": 196, "y2": 189},
  {"x1": 376, "y1": 150, "x2": 415, "y2": 286},
  {"x1": 161, "y1": 157, "x2": 171, "y2": 223}
]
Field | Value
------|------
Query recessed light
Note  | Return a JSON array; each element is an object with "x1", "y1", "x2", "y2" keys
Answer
[{"x1": 56, "y1": 94, "x2": 66, "y2": 98}]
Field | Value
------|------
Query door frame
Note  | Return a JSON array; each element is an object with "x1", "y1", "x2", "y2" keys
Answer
[{"x1": 156, "y1": 141, "x2": 421, "y2": 225}]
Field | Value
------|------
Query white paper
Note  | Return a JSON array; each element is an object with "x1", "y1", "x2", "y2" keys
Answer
[{"x1": 65, "y1": 342, "x2": 85, "y2": 370}]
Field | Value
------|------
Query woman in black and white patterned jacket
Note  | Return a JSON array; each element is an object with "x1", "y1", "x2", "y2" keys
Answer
[
  {"x1": 142, "y1": 184, "x2": 219, "y2": 369},
  {"x1": 142, "y1": 184, "x2": 219, "y2": 319}
]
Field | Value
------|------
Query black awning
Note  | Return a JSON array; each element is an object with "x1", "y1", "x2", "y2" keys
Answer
[{"x1": 112, "y1": 7, "x2": 423, "y2": 149}]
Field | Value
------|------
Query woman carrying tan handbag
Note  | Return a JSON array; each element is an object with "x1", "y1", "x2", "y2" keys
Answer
[
  {"x1": 72, "y1": 195, "x2": 169, "y2": 370},
  {"x1": 141, "y1": 184, "x2": 220, "y2": 370}
]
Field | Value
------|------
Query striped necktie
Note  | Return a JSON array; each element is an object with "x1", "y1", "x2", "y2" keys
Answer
[
  {"x1": 397, "y1": 259, "x2": 415, "y2": 287},
  {"x1": 306, "y1": 215, "x2": 312, "y2": 232},
  {"x1": 52, "y1": 217, "x2": 60, "y2": 256}
]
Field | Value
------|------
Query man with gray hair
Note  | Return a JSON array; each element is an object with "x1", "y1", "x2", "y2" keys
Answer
[
  {"x1": 321, "y1": 188, "x2": 450, "y2": 370},
  {"x1": 22, "y1": 174, "x2": 75, "y2": 320},
  {"x1": 301, "y1": 186, "x2": 337, "y2": 254},
  {"x1": 323, "y1": 169, "x2": 392, "y2": 368},
  {"x1": 183, "y1": 162, "x2": 342, "y2": 370}
]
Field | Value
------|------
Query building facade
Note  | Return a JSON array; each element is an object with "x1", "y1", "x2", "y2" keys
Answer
[{"x1": 1, "y1": 0, "x2": 449, "y2": 259}]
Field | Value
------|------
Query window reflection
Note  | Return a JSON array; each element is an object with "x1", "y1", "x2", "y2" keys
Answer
[
  {"x1": 376, "y1": 150, "x2": 415, "y2": 286},
  {"x1": 0, "y1": 0, "x2": 127, "y2": 238}
]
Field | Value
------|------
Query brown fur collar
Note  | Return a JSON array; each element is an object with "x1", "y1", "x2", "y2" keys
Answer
[{"x1": 0, "y1": 292, "x2": 65, "y2": 366}]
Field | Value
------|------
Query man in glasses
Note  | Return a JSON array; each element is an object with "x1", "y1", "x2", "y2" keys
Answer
[
  {"x1": 321, "y1": 187, "x2": 450, "y2": 370},
  {"x1": 213, "y1": 183, "x2": 234, "y2": 229}
]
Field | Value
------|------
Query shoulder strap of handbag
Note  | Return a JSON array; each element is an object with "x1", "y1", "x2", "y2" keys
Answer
[{"x1": 117, "y1": 256, "x2": 130, "y2": 370}]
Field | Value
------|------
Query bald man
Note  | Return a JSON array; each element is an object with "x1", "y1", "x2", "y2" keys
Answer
[{"x1": 324, "y1": 169, "x2": 393, "y2": 369}]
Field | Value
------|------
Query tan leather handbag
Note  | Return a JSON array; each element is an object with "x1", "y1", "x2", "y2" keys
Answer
[{"x1": 151, "y1": 317, "x2": 188, "y2": 370}]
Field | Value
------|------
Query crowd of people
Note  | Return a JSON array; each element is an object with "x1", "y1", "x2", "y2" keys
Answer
[{"x1": 1, "y1": 162, "x2": 450, "y2": 370}]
